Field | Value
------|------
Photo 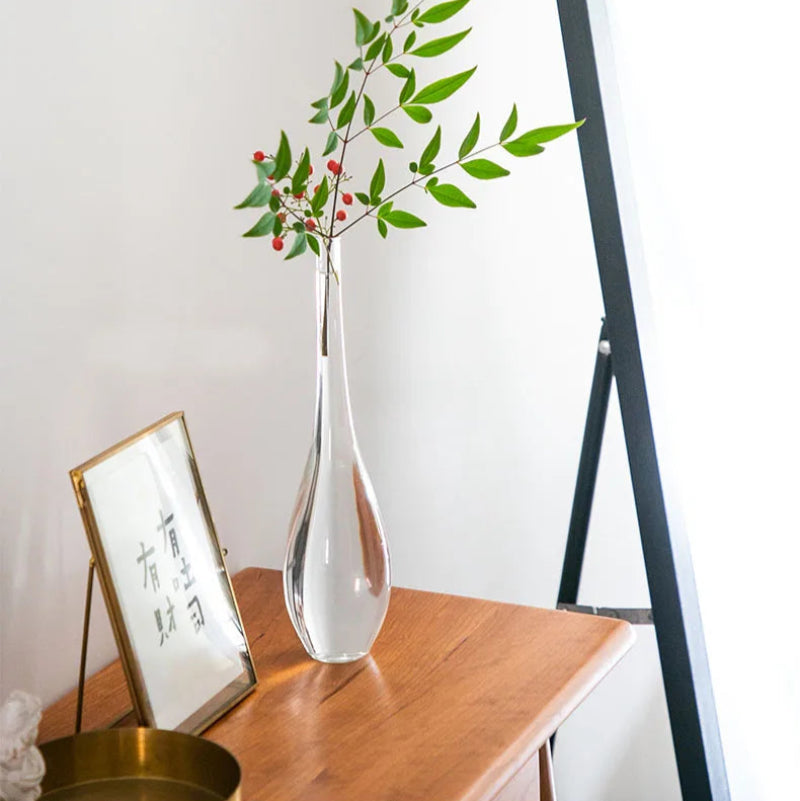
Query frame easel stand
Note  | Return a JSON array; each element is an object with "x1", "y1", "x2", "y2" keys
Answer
[{"x1": 75, "y1": 551, "x2": 227, "y2": 734}]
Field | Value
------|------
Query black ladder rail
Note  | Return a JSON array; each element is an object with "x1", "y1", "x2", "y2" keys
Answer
[{"x1": 554, "y1": 2, "x2": 730, "y2": 799}]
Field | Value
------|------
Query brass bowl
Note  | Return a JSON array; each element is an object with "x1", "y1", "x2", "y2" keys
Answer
[{"x1": 39, "y1": 728, "x2": 241, "y2": 800}]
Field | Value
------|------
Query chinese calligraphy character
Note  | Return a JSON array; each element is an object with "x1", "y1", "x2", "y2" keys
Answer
[
  {"x1": 154, "y1": 597, "x2": 177, "y2": 646},
  {"x1": 137, "y1": 542, "x2": 159, "y2": 592},
  {"x1": 155, "y1": 608, "x2": 164, "y2": 643},
  {"x1": 187, "y1": 595, "x2": 205, "y2": 633},
  {"x1": 165, "y1": 595, "x2": 176, "y2": 634},
  {"x1": 157, "y1": 510, "x2": 180, "y2": 558},
  {"x1": 180, "y1": 557, "x2": 196, "y2": 590}
]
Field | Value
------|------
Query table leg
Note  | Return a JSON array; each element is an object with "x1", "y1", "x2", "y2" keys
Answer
[{"x1": 539, "y1": 740, "x2": 557, "y2": 801}]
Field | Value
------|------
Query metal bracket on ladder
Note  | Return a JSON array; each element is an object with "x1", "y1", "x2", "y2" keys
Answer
[{"x1": 557, "y1": 604, "x2": 653, "y2": 625}]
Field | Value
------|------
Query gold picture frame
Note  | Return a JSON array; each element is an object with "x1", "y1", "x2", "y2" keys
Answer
[{"x1": 70, "y1": 411, "x2": 257, "y2": 734}]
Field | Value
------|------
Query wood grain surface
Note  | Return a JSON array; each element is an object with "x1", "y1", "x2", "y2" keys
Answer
[{"x1": 39, "y1": 568, "x2": 633, "y2": 801}]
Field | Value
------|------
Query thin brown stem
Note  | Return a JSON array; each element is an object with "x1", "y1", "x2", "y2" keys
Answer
[
  {"x1": 324, "y1": 5, "x2": 423, "y2": 247},
  {"x1": 327, "y1": 52, "x2": 382, "y2": 248},
  {"x1": 333, "y1": 141, "x2": 506, "y2": 237},
  {"x1": 276, "y1": 194, "x2": 310, "y2": 229},
  {"x1": 350, "y1": 105, "x2": 401, "y2": 141},
  {"x1": 399, "y1": 1, "x2": 423, "y2": 26}
]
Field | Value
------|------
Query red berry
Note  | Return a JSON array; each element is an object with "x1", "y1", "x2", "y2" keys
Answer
[
  {"x1": 253, "y1": 151, "x2": 265, "y2": 162},
  {"x1": 305, "y1": 219, "x2": 316, "y2": 231},
  {"x1": 336, "y1": 209, "x2": 347, "y2": 221},
  {"x1": 277, "y1": 212, "x2": 287, "y2": 223},
  {"x1": 271, "y1": 189, "x2": 280, "y2": 197},
  {"x1": 308, "y1": 165, "x2": 314, "y2": 176},
  {"x1": 327, "y1": 160, "x2": 341, "y2": 175},
  {"x1": 342, "y1": 193, "x2": 353, "y2": 205},
  {"x1": 268, "y1": 174, "x2": 274, "y2": 181},
  {"x1": 294, "y1": 192, "x2": 304, "y2": 199},
  {"x1": 272, "y1": 237, "x2": 284, "y2": 251}
]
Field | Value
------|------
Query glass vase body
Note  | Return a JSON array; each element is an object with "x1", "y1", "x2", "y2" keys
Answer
[{"x1": 282, "y1": 239, "x2": 391, "y2": 663}]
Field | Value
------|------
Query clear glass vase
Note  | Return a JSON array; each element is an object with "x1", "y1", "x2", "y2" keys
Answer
[{"x1": 283, "y1": 238, "x2": 391, "y2": 663}]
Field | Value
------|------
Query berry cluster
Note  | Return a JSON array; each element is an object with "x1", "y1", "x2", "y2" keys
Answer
[{"x1": 253, "y1": 158, "x2": 349, "y2": 251}]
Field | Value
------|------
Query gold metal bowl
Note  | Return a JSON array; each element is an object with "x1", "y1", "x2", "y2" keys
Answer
[{"x1": 39, "y1": 728, "x2": 241, "y2": 800}]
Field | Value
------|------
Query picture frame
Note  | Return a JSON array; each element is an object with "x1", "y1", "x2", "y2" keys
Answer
[{"x1": 70, "y1": 411, "x2": 257, "y2": 734}]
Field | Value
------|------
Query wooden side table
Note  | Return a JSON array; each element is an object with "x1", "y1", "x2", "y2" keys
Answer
[{"x1": 39, "y1": 568, "x2": 634, "y2": 801}]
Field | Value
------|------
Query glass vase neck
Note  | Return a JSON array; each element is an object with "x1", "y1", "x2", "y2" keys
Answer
[
  {"x1": 314, "y1": 238, "x2": 353, "y2": 433},
  {"x1": 316, "y1": 239, "x2": 342, "y2": 359}
]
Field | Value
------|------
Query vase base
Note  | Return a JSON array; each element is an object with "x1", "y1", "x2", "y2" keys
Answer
[{"x1": 308, "y1": 650, "x2": 369, "y2": 664}]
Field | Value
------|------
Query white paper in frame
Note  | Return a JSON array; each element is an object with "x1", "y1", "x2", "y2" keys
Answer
[{"x1": 70, "y1": 411, "x2": 257, "y2": 734}]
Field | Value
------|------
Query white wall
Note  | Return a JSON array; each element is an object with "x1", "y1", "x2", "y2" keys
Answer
[
  {"x1": 604, "y1": 3, "x2": 800, "y2": 799},
  {"x1": 1, "y1": 2, "x2": 795, "y2": 800}
]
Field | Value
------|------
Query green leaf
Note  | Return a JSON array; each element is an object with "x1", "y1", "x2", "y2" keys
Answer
[
  {"x1": 410, "y1": 28, "x2": 471, "y2": 58},
  {"x1": 243, "y1": 211, "x2": 276, "y2": 237},
  {"x1": 330, "y1": 68, "x2": 350, "y2": 109},
  {"x1": 459, "y1": 158, "x2": 509, "y2": 179},
  {"x1": 330, "y1": 62, "x2": 345, "y2": 99},
  {"x1": 382, "y1": 35, "x2": 393, "y2": 63},
  {"x1": 370, "y1": 20, "x2": 381, "y2": 41},
  {"x1": 420, "y1": 125, "x2": 441, "y2": 167},
  {"x1": 417, "y1": 0, "x2": 471, "y2": 24},
  {"x1": 386, "y1": 63, "x2": 410, "y2": 78},
  {"x1": 235, "y1": 183, "x2": 271, "y2": 209},
  {"x1": 512, "y1": 120, "x2": 584, "y2": 150},
  {"x1": 291, "y1": 148, "x2": 311, "y2": 194},
  {"x1": 502, "y1": 139, "x2": 544, "y2": 157},
  {"x1": 409, "y1": 161, "x2": 418, "y2": 173},
  {"x1": 348, "y1": 57, "x2": 364, "y2": 71},
  {"x1": 370, "y1": 159, "x2": 386, "y2": 201},
  {"x1": 458, "y1": 112, "x2": 480, "y2": 159},
  {"x1": 500, "y1": 103, "x2": 518, "y2": 141},
  {"x1": 336, "y1": 91, "x2": 357, "y2": 128},
  {"x1": 411, "y1": 66, "x2": 476, "y2": 105},
  {"x1": 402, "y1": 105, "x2": 432, "y2": 123},
  {"x1": 309, "y1": 106, "x2": 329, "y2": 124},
  {"x1": 273, "y1": 131, "x2": 291, "y2": 181},
  {"x1": 399, "y1": 69, "x2": 416, "y2": 104},
  {"x1": 306, "y1": 233, "x2": 321, "y2": 257},
  {"x1": 254, "y1": 160, "x2": 276, "y2": 183},
  {"x1": 285, "y1": 232, "x2": 308, "y2": 260},
  {"x1": 377, "y1": 218, "x2": 388, "y2": 238},
  {"x1": 355, "y1": 191, "x2": 371, "y2": 205},
  {"x1": 383, "y1": 210, "x2": 427, "y2": 228},
  {"x1": 428, "y1": 183, "x2": 476, "y2": 208},
  {"x1": 418, "y1": 163, "x2": 435, "y2": 175},
  {"x1": 311, "y1": 97, "x2": 328, "y2": 110},
  {"x1": 391, "y1": 0, "x2": 408, "y2": 15},
  {"x1": 269, "y1": 194, "x2": 281, "y2": 212},
  {"x1": 273, "y1": 217, "x2": 282, "y2": 236},
  {"x1": 404, "y1": 31, "x2": 417, "y2": 52},
  {"x1": 371, "y1": 127, "x2": 404, "y2": 148},
  {"x1": 322, "y1": 131, "x2": 339, "y2": 157},
  {"x1": 365, "y1": 33, "x2": 387, "y2": 62},
  {"x1": 311, "y1": 176, "x2": 329, "y2": 214},
  {"x1": 363, "y1": 95, "x2": 376, "y2": 126},
  {"x1": 354, "y1": 9, "x2": 377, "y2": 46},
  {"x1": 377, "y1": 201, "x2": 394, "y2": 218},
  {"x1": 425, "y1": 176, "x2": 439, "y2": 188}
]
